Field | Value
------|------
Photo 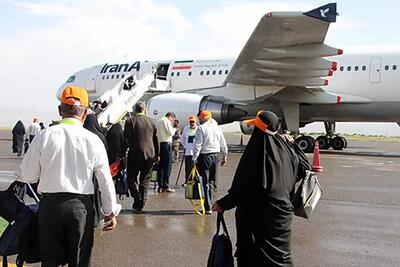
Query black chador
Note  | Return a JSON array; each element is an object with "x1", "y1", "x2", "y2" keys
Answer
[
  {"x1": 12, "y1": 120, "x2": 26, "y2": 156},
  {"x1": 217, "y1": 111, "x2": 311, "y2": 267}
]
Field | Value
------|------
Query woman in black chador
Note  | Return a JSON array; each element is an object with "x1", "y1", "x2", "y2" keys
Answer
[
  {"x1": 212, "y1": 110, "x2": 311, "y2": 267},
  {"x1": 12, "y1": 120, "x2": 26, "y2": 156}
]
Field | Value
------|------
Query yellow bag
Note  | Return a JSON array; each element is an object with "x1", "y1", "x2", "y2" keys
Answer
[{"x1": 185, "y1": 167, "x2": 205, "y2": 215}]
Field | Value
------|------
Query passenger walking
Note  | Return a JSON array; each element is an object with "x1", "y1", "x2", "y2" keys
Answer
[
  {"x1": 212, "y1": 110, "x2": 312, "y2": 266},
  {"x1": 124, "y1": 101, "x2": 159, "y2": 210},
  {"x1": 19, "y1": 86, "x2": 120, "y2": 267},
  {"x1": 156, "y1": 112, "x2": 177, "y2": 192},
  {"x1": 11, "y1": 120, "x2": 25, "y2": 157},
  {"x1": 192, "y1": 110, "x2": 228, "y2": 214},
  {"x1": 172, "y1": 119, "x2": 180, "y2": 163},
  {"x1": 39, "y1": 122, "x2": 45, "y2": 130},
  {"x1": 26, "y1": 118, "x2": 41, "y2": 143},
  {"x1": 83, "y1": 110, "x2": 108, "y2": 149},
  {"x1": 180, "y1": 116, "x2": 198, "y2": 184},
  {"x1": 106, "y1": 122, "x2": 126, "y2": 165}
]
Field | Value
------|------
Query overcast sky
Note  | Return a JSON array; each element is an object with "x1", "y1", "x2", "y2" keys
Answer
[{"x1": 1, "y1": 0, "x2": 400, "y2": 135}]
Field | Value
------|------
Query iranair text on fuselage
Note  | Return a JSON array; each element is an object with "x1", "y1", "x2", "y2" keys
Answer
[{"x1": 100, "y1": 61, "x2": 141, "y2": 73}]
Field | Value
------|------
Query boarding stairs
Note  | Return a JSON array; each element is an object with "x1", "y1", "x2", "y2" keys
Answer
[{"x1": 96, "y1": 74, "x2": 154, "y2": 128}]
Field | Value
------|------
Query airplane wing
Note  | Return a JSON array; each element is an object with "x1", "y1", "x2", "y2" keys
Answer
[{"x1": 224, "y1": 3, "x2": 342, "y2": 88}]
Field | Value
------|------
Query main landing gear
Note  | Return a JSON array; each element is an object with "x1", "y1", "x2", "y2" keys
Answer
[{"x1": 295, "y1": 122, "x2": 348, "y2": 153}]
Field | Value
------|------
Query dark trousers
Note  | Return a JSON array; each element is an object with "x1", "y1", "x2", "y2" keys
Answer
[
  {"x1": 209, "y1": 155, "x2": 219, "y2": 186},
  {"x1": 158, "y1": 142, "x2": 172, "y2": 189},
  {"x1": 184, "y1": 155, "x2": 193, "y2": 183},
  {"x1": 196, "y1": 153, "x2": 219, "y2": 211},
  {"x1": 127, "y1": 156, "x2": 154, "y2": 207},
  {"x1": 29, "y1": 135, "x2": 35, "y2": 143},
  {"x1": 39, "y1": 193, "x2": 94, "y2": 267}
]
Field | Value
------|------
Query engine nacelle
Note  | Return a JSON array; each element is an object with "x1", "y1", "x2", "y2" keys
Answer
[
  {"x1": 239, "y1": 121, "x2": 254, "y2": 135},
  {"x1": 146, "y1": 93, "x2": 247, "y2": 126}
]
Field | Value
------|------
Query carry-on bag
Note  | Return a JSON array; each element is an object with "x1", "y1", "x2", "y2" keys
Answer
[
  {"x1": 0, "y1": 181, "x2": 40, "y2": 267},
  {"x1": 185, "y1": 167, "x2": 205, "y2": 215},
  {"x1": 207, "y1": 213, "x2": 234, "y2": 267}
]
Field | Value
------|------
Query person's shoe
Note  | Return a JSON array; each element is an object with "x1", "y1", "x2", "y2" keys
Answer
[
  {"x1": 205, "y1": 210, "x2": 212, "y2": 215},
  {"x1": 181, "y1": 183, "x2": 186, "y2": 187},
  {"x1": 162, "y1": 188, "x2": 175, "y2": 193}
]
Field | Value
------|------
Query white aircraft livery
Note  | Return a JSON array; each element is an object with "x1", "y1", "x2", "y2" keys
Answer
[{"x1": 57, "y1": 3, "x2": 400, "y2": 152}]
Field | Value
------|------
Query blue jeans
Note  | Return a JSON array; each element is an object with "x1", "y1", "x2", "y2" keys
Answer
[{"x1": 196, "y1": 153, "x2": 219, "y2": 211}]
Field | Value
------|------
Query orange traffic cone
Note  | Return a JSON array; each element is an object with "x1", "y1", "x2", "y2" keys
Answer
[
  {"x1": 240, "y1": 135, "x2": 244, "y2": 146},
  {"x1": 312, "y1": 141, "x2": 323, "y2": 172}
]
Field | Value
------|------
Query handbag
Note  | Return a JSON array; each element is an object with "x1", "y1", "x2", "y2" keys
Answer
[
  {"x1": 207, "y1": 213, "x2": 234, "y2": 267},
  {"x1": 115, "y1": 170, "x2": 129, "y2": 199},
  {"x1": 110, "y1": 160, "x2": 121, "y2": 178},
  {"x1": 185, "y1": 167, "x2": 205, "y2": 215},
  {"x1": 292, "y1": 170, "x2": 322, "y2": 219}
]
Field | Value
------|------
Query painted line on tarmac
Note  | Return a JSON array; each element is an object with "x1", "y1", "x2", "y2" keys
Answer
[{"x1": 321, "y1": 150, "x2": 400, "y2": 158}]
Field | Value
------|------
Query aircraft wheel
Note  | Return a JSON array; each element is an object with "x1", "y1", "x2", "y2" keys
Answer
[
  {"x1": 342, "y1": 136, "x2": 348, "y2": 148},
  {"x1": 296, "y1": 136, "x2": 315, "y2": 153},
  {"x1": 331, "y1": 136, "x2": 345, "y2": 150},
  {"x1": 316, "y1": 135, "x2": 331, "y2": 150}
]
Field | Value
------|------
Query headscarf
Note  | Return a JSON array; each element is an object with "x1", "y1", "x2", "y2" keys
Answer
[
  {"x1": 83, "y1": 113, "x2": 108, "y2": 150},
  {"x1": 12, "y1": 120, "x2": 26, "y2": 136}
]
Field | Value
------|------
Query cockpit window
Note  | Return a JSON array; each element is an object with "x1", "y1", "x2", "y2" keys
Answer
[{"x1": 66, "y1": 76, "x2": 75, "y2": 83}]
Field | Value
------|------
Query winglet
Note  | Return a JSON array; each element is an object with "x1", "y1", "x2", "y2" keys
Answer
[{"x1": 304, "y1": 3, "x2": 337, "y2": 23}]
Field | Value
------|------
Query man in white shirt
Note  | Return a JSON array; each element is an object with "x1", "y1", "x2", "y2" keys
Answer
[
  {"x1": 192, "y1": 110, "x2": 228, "y2": 214},
  {"x1": 180, "y1": 115, "x2": 198, "y2": 184},
  {"x1": 26, "y1": 117, "x2": 41, "y2": 143},
  {"x1": 156, "y1": 112, "x2": 177, "y2": 192},
  {"x1": 19, "y1": 86, "x2": 120, "y2": 267}
]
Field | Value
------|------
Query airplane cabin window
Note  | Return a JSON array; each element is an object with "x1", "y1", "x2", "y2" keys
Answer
[
  {"x1": 355, "y1": 66, "x2": 359, "y2": 71},
  {"x1": 177, "y1": 72, "x2": 180, "y2": 76},
  {"x1": 102, "y1": 76, "x2": 105, "y2": 80},
  {"x1": 106, "y1": 75, "x2": 109, "y2": 79},
  {"x1": 171, "y1": 72, "x2": 174, "y2": 76},
  {"x1": 385, "y1": 65, "x2": 389, "y2": 70},
  {"x1": 121, "y1": 74, "x2": 125, "y2": 78},
  {"x1": 339, "y1": 66, "x2": 344, "y2": 71},
  {"x1": 362, "y1": 66, "x2": 366, "y2": 71},
  {"x1": 188, "y1": 71, "x2": 192, "y2": 76},
  {"x1": 225, "y1": 70, "x2": 229, "y2": 74},
  {"x1": 206, "y1": 71, "x2": 210, "y2": 75},
  {"x1": 393, "y1": 65, "x2": 397, "y2": 70},
  {"x1": 200, "y1": 71, "x2": 204, "y2": 76},
  {"x1": 116, "y1": 74, "x2": 119, "y2": 79},
  {"x1": 66, "y1": 76, "x2": 75, "y2": 83},
  {"x1": 347, "y1": 66, "x2": 351, "y2": 71},
  {"x1": 212, "y1": 70, "x2": 216, "y2": 75},
  {"x1": 111, "y1": 75, "x2": 114, "y2": 79},
  {"x1": 219, "y1": 70, "x2": 222, "y2": 75}
]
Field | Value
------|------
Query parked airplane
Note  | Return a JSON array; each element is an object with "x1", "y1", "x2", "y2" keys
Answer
[{"x1": 56, "y1": 3, "x2": 400, "y2": 152}]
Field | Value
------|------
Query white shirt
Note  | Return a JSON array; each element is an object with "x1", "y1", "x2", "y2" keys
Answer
[
  {"x1": 19, "y1": 118, "x2": 121, "y2": 216},
  {"x1": 156, "y1": 116, "x2": 176, "y2": 143},
  {"x1": 192, "y1": 119, "x2": 228, "y2": 161},
  {"x1": 27, "y1": 122, "x2": 41, "y2": 136},
  {"x1": 181, "y1": 125, "x2": 197, "y2": 156}
]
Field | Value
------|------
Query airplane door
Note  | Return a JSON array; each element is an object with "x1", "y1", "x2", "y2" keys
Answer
[
  {"x1": 86, "y1": 65, "x2": 101, "y2": 93},
  {"x1": 369, "y1": 57, "x2": 381, "y2": 83}
]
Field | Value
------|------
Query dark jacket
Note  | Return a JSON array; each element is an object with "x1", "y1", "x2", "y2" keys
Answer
[{"x1": 124, "y1": 114, "x2": 159, "y2": 161}]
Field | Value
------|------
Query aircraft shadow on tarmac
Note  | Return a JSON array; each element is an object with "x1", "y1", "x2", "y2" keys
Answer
[{"x1": 120, "y1": 209, "x2": 195, "y2": 216}]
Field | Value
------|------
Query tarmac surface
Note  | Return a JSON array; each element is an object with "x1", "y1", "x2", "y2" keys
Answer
[{"x1": 1, "y1": 130, "x2": 400, "y2": 266}]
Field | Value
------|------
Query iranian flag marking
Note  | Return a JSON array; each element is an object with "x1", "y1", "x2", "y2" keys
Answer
[{"x1": 172, "y1": 60, "x2": 193, "y2": 70}]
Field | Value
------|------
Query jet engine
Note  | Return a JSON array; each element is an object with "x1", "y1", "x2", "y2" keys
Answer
[
  {"x1": 146, "y1": 93, "x2": 247, "y2": 125},
  {"x1": 239, "y1": 121, "x2": 254, "y2": 135}
]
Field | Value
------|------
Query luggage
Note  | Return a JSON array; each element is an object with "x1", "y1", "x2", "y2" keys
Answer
[
  {"x1": 292, "y1": 170, "x2": 322, "y2": 219},
  {"x1": 207, "y1": 213, "x2": 234, "y2": 267},
  {"x1": 0, "y1": 182, "x2": 40, "y2": 267},
  {"x1": 185, "y1": 167, "x2": 205, "y2": 215}
]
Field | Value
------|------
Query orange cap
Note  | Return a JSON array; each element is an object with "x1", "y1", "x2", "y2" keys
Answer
[
  {"x1": 199, "y1": 110, "x2": 212, "y2": 120},
  {"x1": 188, "y1": 115, "x2": 196, "y2": 122},
  {"x1": 61, "y1": 86, "x2": 89, "y2": 107}
]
